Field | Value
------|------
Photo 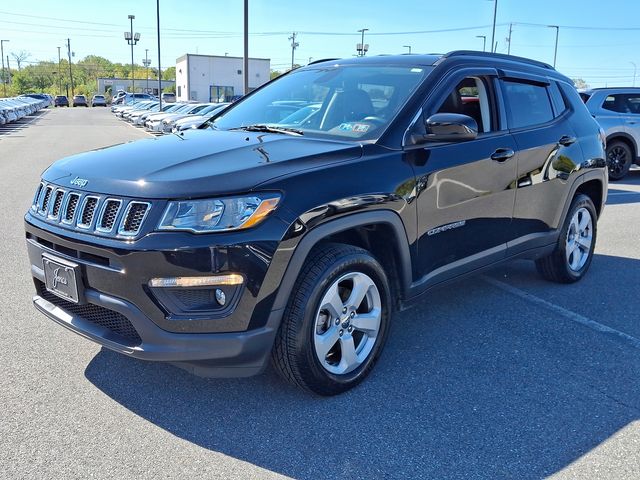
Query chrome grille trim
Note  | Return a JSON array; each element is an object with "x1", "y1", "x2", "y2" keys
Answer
[
  {"x1": 76, "y1": 196, "x2": 99, "y2": 229},
  {"x1": 30, "y1": 182, "x2": 153, "y2": 239},
  {"x1": 48, "y1": 189, "x2": 66, "y2": 220},
  {"x1": 118, "y1": 201, "x2": 151, "y2": 236},
  {"x1": 96, "y1": 198, "x2": 122, "y2": 233},
  {"x1": 62, "y1": 193, "x2": 81, "y2": 224}
]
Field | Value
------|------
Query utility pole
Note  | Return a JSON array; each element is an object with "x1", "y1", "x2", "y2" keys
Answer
[
  {"x1": 476, "y1": 35, "x2": 486, "y2": 52},
  {"x1": 125, "y1": 15, "x2": 140, "y2": 93},
  {"x1": 357, "y1": 28, "x2": 369, "y2": 56},
  {"x1": 288, "y1": 32, "x2": 298, "y2": 70},
  {"x1": 490, "y1": 0, "x2": 498, "y2": 52},
  {"x1": 507, "y1": 23, "x2": 513, "y2": 55},
  {"x1": 548, "y1": 25, "x2": 559, "y2": 68},
  {"x1": 0, "y1": 39, "x2": 9, "y2": 97},
  {"x1": 631, "y1": 62, "x2": 637, "y2": 87},
  {"x1": 57, "y1": 46, "x2": 62, "y2": 94},
  {"x1": 66, "y1": 38, "x2": 74, "y2": 97},
  {"x1": 6, "y1": 56, "x2": 10, "y2": 87},
  {"x1": 156, "y1": 0, "x2": 162, "y2": 107},
  {"x1": 243, "y1": 0, "x2": 248, "y2": 95},
  {"x1": 143, "y1": 48, "x2": 151, "y2": 93}
]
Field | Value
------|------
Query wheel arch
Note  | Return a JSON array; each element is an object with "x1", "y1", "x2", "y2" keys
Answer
[
  {"x1": 606, "y1": 132, "x2": 637, "y2": 161},
  {"x1": 271, "y1": 210, "x2": 413, "y2": 313}
]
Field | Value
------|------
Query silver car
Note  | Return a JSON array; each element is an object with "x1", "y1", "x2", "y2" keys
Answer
[{"x1": 582, "y1": 88, "x2": 640, "y2": 180}]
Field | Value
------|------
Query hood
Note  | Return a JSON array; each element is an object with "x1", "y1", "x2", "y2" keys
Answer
[{"x1": 43, "y1": 129, "x2": 363, "y2": 199}]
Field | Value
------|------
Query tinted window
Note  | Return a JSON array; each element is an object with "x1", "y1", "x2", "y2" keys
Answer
[
  {"x1": 549, "y1": 82, "x2": 568, "y2": 116},
  {"x1": 436, "y1": 77, "x2": 494, "y2": 133},
  {"x1": 602, "y1": 94, "x2": 640, "y2": 114},
  {"x1": 503, "y1": 80, "x2": 554, "y2": 129}
]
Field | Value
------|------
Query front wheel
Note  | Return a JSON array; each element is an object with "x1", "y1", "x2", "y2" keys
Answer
[
  {"x1": 272, "y1": 243, "x2": 392, "y2": 395},
  {"x1": 535, "y1": 194, "x2": 597, "y2": 283}
]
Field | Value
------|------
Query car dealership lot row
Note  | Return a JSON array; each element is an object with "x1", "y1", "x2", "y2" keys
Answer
[{"x1": 2, "y1": 107, "x2": 640, "y2": 479}]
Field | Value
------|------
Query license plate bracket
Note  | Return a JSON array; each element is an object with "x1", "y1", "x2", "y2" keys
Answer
[{"x1": 42, "y1": 253, "x2": 83, "y2": 304}]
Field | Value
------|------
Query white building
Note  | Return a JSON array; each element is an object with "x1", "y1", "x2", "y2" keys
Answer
[
  {"x1": 175, "y1": 54, "x2": 270, "y2": 103},
  {"x1": 96, "y1": 77, "x2": 175, "y2": 96}
]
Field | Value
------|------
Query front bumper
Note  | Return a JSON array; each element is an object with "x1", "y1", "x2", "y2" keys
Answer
[{"x1": 25, "y1": 213, "x2": 291, "y2": 376}]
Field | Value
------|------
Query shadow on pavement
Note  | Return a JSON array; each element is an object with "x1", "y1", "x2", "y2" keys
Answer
[{"x1": 85, "y1": 253, "x2": 640, "y2": 479}]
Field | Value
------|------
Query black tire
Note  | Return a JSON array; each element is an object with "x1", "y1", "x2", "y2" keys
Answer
[
  {"x1": 535, "y1": 194, "x2": 597, "y2": 283},
  {"x1": 606, "y1": 140, "x2": 633, "y2": 180},
  {"x1": 272, "y1": 243, "x2": 392, "y2": 396}
]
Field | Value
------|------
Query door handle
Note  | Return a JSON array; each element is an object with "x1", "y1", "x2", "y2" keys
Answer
[
  {"x1": 559, "y1": 135, "x2": 577, "y2": 146},
  {"x1": 490, "y1": 148, "x2": 515, "y2": 162}
]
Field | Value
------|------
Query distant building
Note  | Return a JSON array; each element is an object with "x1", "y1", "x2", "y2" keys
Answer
[
  {"x1": 96, "y1": 77, "x2": 175, "y2": 96},
  {"x1": 175, "y1": 54, "x2": 270, "y2": 103}
]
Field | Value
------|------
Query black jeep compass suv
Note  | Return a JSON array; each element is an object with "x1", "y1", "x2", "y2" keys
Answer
[{"x1": 25, "y1": 51, "x2": 607, "y2": 395}]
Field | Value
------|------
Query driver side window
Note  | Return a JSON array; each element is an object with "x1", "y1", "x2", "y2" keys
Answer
[{"x1": 436, "y1": 77, "x2": 494, "y2": 133}]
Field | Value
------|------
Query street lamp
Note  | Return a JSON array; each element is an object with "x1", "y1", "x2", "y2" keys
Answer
[
  {"x1": 1, "y1": 39, "x2": 9, "y2": 97},
  {"x1": 124, "y1": 15, "x2": 140, "y2": 93},
  {"x1": 143, "y1": 49, "x2": 151, "y2": 93},
  {"x1": 631, "y1": 62, "x2": 637, "y2": 87},
  {"x1": 490, "y1": 0, "x2": 498, "y2": 53},
  {"x1": 476, "y1": 35, "x2": 487, "y2": 52},
  {"x1": 357, "y1": 28, "x2": 369, "y2": 57},
  {"x1": 403, "y1": 45, "x2": 412, "y2": 54},
  {"x1": 548, "y1": 25, "x2": 559, "y2": 68}
]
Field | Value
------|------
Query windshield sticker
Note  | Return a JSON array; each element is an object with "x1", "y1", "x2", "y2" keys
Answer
[
  {"x1": 339, "y1": 123, "x2": 354, "y2": 131},
  {"x1": 352, "y1": 123, "x2": 370, "y2": 133}
]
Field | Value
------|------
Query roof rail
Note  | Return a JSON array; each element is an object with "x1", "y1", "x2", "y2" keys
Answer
[
  {"x1": 307, "y1": 58, "x2": 339, "y2": 65},
  {"x1": 439, "y1": 50, "x2": 554, "y2": 70}
]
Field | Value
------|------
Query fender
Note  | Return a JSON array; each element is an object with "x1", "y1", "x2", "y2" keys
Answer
[{"x1": 270, "y1": 210, "x2": 413, "y2": 312}]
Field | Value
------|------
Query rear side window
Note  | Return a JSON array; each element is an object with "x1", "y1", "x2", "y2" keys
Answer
[
  {"x1": 548, "y1": 82, "x2": 568, "y2": 116},
  {"x1": 602, "y1": 94, "x2": 640, "y2": 114},
  {"x1": 502, "y1": 80, "x2": 554, "y2": 129}
]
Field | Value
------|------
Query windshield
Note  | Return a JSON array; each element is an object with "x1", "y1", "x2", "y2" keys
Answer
[{"x1": 213, "y1": 64, "x2": 431, "y2": 140}]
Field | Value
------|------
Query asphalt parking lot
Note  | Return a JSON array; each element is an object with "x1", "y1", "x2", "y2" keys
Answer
[{"x1": 1, "y1": 107, "x2": 639, "y2": 479}]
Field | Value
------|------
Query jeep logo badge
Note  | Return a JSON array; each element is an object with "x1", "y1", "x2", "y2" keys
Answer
[{"x1": 70, "y1": 176, "x2": 89, "y2": 188}]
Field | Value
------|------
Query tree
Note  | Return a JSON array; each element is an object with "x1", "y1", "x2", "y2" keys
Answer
[
  {"x1": 270, "y1": 70, "x2": 283, "y2": 80},
  {"x1": 162, "y1": 66, "x2": 176, "y2": 81},
  {"x1": 572, "y1": 78, "x2": 589, "y2": 90},
  {"x1": 10, "y1": 50, "x2": 30, "y2": 71}
]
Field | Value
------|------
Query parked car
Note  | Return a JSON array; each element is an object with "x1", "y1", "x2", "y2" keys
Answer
[
  {"x1": 72, "y1": 95, "x2": 88, "y2": 107},
  {"x1": 134, "y1": 103, "x2": 185, "y2": 126},
  {"x1": 54, "y1": 95, "x2": 69, "y2": 107},
  {"x1": 159, "y1": 103, "x2": 212, "y2": 132},
  {"x1": 25, "y1": 51, "x2": 607, "y2": 395},
  {"x1": 161, "y1": 92, "x2": 176, "y2": 103},
  {"x1": 91, "y1": 95, "x2": 107, "y2": 107},
  {"x1": 581, "y1": 87, "x2": 640, "y2": 180},
  {"x1": 172, "y1": 103, "x2": 229, "y2": 132}
]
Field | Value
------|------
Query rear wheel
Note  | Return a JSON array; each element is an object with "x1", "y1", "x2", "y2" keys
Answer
[
  {"x1": 535, "y1": 194, "x2": 597, "y2": 283},
  {"x1": 606, "y1": 140, "x2": 633, "y2": 180},
  {"x1": 272, "y1": 243, "x2": 392, "y2": 395}
]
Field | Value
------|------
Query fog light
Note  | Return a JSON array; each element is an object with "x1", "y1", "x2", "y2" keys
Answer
[
  {"x1": 149, "y1": 274, "x2": 243, "y2": 288},
  {"x1": 215, "y1": 288, "x2": 226, "y2": 306}
]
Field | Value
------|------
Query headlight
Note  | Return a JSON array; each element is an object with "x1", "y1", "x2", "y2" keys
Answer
[{"x1": 158, "y1": 194, "x2": 280, "y2": 233}]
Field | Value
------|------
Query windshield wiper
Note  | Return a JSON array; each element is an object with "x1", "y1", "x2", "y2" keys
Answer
[{"x1": 228, "y1": 124, "x2": 304, "y2": 136}]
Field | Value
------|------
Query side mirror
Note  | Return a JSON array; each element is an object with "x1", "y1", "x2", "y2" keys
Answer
[{"x1": 423, "y1": 113, "x2": 478, "y2": 142}]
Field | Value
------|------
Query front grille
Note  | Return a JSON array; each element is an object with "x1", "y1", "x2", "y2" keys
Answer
[
  {"x1": 64, "y1": 193, "x2": 80, "y2": 222},
  {"x1": 31, "y1": 182, "x2": 152, "y2": 238},
  {"x1": 119, "y1": 202, "x2": 150, "y2": 235},
  {"x1": 50, "y1": 190, "x2": 65, "y2": 218},
  {"x1": 79, "y1": 197, "x2": 98, "y2": 227},
  {"x1": 38, "y1": 284, "x2": 142, "y2": 345}
]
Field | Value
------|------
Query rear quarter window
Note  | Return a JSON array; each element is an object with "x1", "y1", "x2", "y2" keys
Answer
[{"x1": 502, "y1": 80, "x2": 554, "y2": 129}]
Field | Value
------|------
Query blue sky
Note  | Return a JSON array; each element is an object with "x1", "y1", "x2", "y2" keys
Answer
[{"x1": 1, "y1": 0, "x2": 639, "y2": 87}]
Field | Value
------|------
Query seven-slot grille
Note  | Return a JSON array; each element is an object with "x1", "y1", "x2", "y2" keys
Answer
[{"x1": 32, "y1": 182, "x2": 151, "y2": 237}]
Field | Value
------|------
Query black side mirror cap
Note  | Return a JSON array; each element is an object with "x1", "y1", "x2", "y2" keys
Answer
[{"x1": 421, "y1": 113, "x2": 478, "y2": 143}]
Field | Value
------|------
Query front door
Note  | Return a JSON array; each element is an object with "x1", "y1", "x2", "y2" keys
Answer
[{"x1": 409, "y1": 73, "x2": 518, "y2": 289}]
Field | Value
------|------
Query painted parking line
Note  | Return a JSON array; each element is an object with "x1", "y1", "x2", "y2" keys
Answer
[{"x1": 482, "y1": 276, "x2": 640, "y2": 350}]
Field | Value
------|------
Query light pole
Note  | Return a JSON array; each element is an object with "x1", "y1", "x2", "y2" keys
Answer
[
  {"x1": 490, "y1": 0, "x2": 498, "y2": 53},
  {"x1": 631, "y1": 62, "x2": 637, "y2": 87},
  {"x1": 288, "y1": 32, "x2": 299, "y2": 70},
  {"x1": 143, "y1": 49, "x2": 151, "y2": 93},
  {"x1": 548, "y1": 25, "x2": 559, "y2": 68},
  {"x1": 1, "y1": 40, "x2": 9, "y2": 97},
  {"x1": 476, "y1": 35, "x2": 486, "y2": 52},
  {"x1": 357, "y1": 28, "x2": 369, "y2": 56},
  {"x1": 124, "y1": 15, "x2": 140, "y2": 93},
  {"x1": 403, "y1": 45, "x2": 412, "y2": 54},
  {"x1": 156, "y1": 0, "x2": 162, "y2": 107},
  {"x1": 57, "y1": 46, "x2": 62, "y2": 94}
]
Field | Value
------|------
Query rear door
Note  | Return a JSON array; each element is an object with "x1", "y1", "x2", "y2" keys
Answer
[{"x1": 499, "y1": 74, "x2": 585, "y2": 255}]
